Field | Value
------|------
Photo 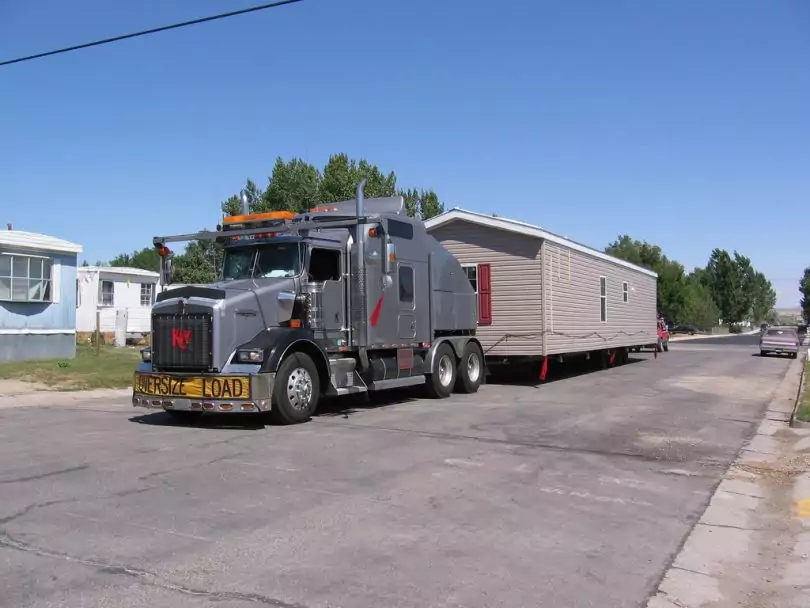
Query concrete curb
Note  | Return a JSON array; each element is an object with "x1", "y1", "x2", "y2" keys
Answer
[
  {"x1": 790, "y1": 351, "x2": 808, "y2": 428},
  {"x1": 0, "y1": 387, "x2": 132, "y2": 410},
  {"x1": 645, "y1": 354, "x2": 810, "y2": 607}
]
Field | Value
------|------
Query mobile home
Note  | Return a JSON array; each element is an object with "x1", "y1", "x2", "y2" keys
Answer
[
  {"x1": 0, "y1": 227, "x2": 82, "y2": 362},
  {"x1": 424, "y1": 209, "x2": 658, "y2": 366},
  {"x1": 76, "y1": 266, "x2": 159, "y2": 342}
]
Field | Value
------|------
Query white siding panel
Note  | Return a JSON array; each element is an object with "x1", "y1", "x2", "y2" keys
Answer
[
  {"x1": 543, "y1": 242, "x2": 657, "y2": 354},
  {"x1": 428, "y1": 223, "x2": 544, "y2": 356}
]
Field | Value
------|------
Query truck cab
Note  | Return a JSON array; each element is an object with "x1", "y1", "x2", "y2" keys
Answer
[{"x1": 133, "y1": 182, "x2": 483, "y2": 424}]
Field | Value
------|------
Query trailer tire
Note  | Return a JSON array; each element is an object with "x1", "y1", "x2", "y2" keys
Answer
[
  {"x1": 425, "y1": 343, "x2": 456, "y2": 399},
  {"x1": 269, "y1": 352, "x2": 320, "y2": 425},
  {"x1": 760, "y1": 350, "x2": 767, "y2": 357},
  {"x1": 454, "y1": 342, "x2": 484, "y2": 394}
]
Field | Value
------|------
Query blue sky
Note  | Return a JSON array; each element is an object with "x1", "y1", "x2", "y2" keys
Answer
[{"x1": 1, "y1": 0, "x2": 808, "y2": 306}]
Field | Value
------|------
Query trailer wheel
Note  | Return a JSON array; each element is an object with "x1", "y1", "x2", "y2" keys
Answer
[
  {"x1": 425, "y1": 343, "x2": 456, "y2": 399},
  {"x1": 454, "y1": 342, "x2": 484, "y2": 394},
  {"x1": 760, "y1": 350, "x2": 767, "y2": 357},
  {"x1": 269, "y1": 352, "x2": 320, "y2": 425}
]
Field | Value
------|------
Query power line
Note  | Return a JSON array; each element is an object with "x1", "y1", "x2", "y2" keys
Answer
[{"x1": 0, "y1": 0, "x2": 305, "y2": 68}]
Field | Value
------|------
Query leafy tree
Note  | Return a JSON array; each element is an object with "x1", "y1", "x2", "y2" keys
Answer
[
  {"x1": 800, "y1": 266, "x2": 810, "y2": 323},
  {"x1": 258, "y1": 157, "x2": 321, "y2": 213},
  {"x1": 319, "y1": 153, "x2": 397, "y2": 203},
  {"x1": 680, "y1": 280, "x2": 720, "y2": 330},
  {"x1": 749, "y1": 271, "x2": 777, "y2": 323},
  {"x1": 704, "y1": 249, "x2": 742, "y2": 323},
  {"x1": 109, "y1": 247, "x2": 160, "y2": 272},
  {"x1": 400, "y1": 188, "x2": 445, "y2": 220},
  {"x1": 171, "y1": 239, "x2": 220, "y2": 284}
]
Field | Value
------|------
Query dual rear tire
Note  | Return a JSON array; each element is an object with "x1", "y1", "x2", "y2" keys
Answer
[{"x1": 425, "y1": 341, "x2": 483, "y2": 399}]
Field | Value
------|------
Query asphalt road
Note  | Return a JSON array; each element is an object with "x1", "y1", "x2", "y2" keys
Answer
[{"x1": 0, "y1": 335, "x2": 793, "y2": 608}]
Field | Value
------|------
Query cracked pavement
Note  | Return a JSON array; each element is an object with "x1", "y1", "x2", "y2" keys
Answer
[{"x1": 0, "y1": 335, "x2": 795, "y2": 607}]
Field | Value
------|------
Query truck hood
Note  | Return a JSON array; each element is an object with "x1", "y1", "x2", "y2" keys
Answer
[{"x1": 154, "y1": 278, "x2": 298, "y2": 370}]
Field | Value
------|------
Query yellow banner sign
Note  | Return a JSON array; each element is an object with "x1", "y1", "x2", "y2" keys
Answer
[{"x1": 134, "y1": 373, "x2": 250, "y2": 400}]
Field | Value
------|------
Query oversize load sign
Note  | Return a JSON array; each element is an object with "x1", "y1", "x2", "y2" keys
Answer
[{"x1": 134, "y1": 373, "x2": 250, "y2": 399}]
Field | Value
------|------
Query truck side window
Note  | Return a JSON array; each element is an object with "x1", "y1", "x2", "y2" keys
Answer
[
  {"x1": 309, "y1": 248, "x2": 341, "y2": 282},
  {"x1": 399, "y1": 265, "x2": 414, "y2": 305},
  {"x1": 388, "y1": 219, "x2": 414, "y2": 240}
]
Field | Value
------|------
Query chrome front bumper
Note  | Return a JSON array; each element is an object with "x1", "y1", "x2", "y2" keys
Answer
[{"x1": 133, "y1": 372, "x2": 276, "y2": 413}]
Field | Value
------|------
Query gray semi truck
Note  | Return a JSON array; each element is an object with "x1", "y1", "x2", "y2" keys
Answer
[{"x1": 132, "y1": 181, "x2": 483, "y2": 424}]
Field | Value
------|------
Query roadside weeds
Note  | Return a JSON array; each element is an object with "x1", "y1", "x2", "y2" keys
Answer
[
  {"x1": 793, "y1": 358, "x2": 810, "y2": 425},
  {"x1": 0, "y1": 344, "x2": 139, "y2": 394}
]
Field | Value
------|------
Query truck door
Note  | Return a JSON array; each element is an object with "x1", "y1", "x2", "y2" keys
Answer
[
  {"x1": 308, "y1": 247, "x2": 345, "y2": 347},
  {"x1": 397, "y1": 263, "x2": 416, "y2": 341}
]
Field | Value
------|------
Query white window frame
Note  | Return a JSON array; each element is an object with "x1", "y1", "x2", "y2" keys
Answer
[
  {"x1": 461, "y1": 263, "x2": 478, "y2": 295},
  {"x1": 0, "y1": 253, "x2": 53, "y2": 303},
  {"x1": 140, "y1": 282, "x2": 154, "y2": 307},
  {"x1": 622, "y1": 281, "x2": 629, "y2": 303},
  {"x1": 599, "y1": 276, "x2": 607, "y2": 323},
  {"x1": 98, "y1": 279, "x2": 115, "y2": 307}
]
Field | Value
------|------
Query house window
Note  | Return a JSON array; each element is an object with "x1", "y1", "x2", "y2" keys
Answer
[
  {"x1": 622, "y1": 281, "x2": 629, "y2": 303},
  {"x1": 140, "y1": 283, "x2": 154, "y2": 306},
  {"x1": 398, "y1": 264, "x2": 414, "y2": 306},
  {"x1": 461, "y1": 263, "x2": 492, "y2": 326},
  {"x1": 0, "y1": 254, "x2": 52, "y2": 302},
  {"x1": 387, "y1": 219, "x2": 414, "y2": 240},
  {"x1": 600, "y1": 276, "x2": 607, "y2": 322},
  {"x1": 99, "y1": 280, "x2": 114, "y2": 307}
]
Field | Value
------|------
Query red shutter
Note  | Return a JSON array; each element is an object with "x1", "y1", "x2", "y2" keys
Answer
[{"x1": 478, "y1": 263, "x2": 492, "y2": 326}]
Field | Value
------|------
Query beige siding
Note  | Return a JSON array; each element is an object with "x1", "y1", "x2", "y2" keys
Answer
[
  {"x1": 542, "y1": 241, "x2": 657, "y2": 354},
  {"x1": 428, "y1": 222, "x2": 544, "y2": 355}
]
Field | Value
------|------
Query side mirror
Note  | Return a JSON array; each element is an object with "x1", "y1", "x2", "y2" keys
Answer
[
  {"x1": 161, "y1": 257, "x2": 173, "y2": 286},
  {"x1": 384, "y1": 240, "x2": 396, "y2": 275}
]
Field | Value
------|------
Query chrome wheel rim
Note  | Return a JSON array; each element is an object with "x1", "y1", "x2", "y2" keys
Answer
[
  {"x1": 286, "y1": 367, "x2": 313, "y2": 410},
  {"x1": 438, "y1": 354, "x2": 454, "y2": 386},
  {"x1": 467, "y1": 352, "x2": 481, "y2": 382}
]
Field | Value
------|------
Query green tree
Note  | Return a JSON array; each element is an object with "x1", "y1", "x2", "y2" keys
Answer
[
  {"x1": 800, "y1": 266, "x2": 810, "y2": 323},
  {"x1": 319, "y1": 153, "x2": 397, "y2": 203},
  {"x1": 704, "y1": 248, "x2": 743, "y2": 323},
  {"x1": 399, "y1": 188, "x2": 445, "y2": 220},
  {"x1": 171, "y1": 240, "x2": 221, "y2": 284},
  {"x1": 749, "y1": 271, "x2": 777, "y2": 323},
  {"x1": 109, "y1": 247, "x2": 160, "y2": 272},
  {"x1": 680, "y1": 280, "x2": 720, "y2": 330},
  {"x1": 257, "y1": 157, "x2": 321, "y2": 213}
]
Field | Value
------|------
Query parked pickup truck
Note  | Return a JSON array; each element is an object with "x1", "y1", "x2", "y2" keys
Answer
[{"x1": 759, "y1": 327, "x2": 800, "y2": 359}]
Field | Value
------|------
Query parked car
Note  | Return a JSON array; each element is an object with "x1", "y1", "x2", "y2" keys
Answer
[
  {"x1": 670, "y1": 325, "x2": 698, "y2": 335},
  {"x1": 759, "y1": 327, "x2": 800, "y2": 358}
]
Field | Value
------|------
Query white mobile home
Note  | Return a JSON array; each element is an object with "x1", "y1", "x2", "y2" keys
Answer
[
  {"x1": 76, "y1": 266, "x2": 159, "y2": 340},
  {"x1": 425, "y1": 209, "x2": 658, "y2": 361}
]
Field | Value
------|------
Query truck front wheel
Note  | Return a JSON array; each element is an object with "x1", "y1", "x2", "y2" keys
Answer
[
  {"x1": 455, "y1": 342, "x2": 483, "y2": 394},
  {"x1": 425, "y1": 343, "x2": 456, "y2": 399},
  {"x1": 270, "y1": 352, "x2": 320, "y2": 425}
]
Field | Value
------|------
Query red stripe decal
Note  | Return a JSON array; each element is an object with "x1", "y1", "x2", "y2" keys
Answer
[{"x1": 370, "y1": 294, "x2": 384, "y2": 327}]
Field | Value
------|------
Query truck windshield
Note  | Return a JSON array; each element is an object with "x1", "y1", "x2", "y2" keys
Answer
[{"x1": 221, "y1": 242, "x2": 302, "y2": 280}]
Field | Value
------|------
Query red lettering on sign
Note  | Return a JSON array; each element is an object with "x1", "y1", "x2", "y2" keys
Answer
[{"x1": 171, "y1": 328, "x2": 192, "y2": 350}]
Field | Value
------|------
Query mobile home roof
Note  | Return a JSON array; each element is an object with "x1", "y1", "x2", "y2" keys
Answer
[
  {"x1": 424, "y1": 208, "x2": 658, "y2": 278},
  {"x1": 0, "y1": 229, "x2": 82, "y2": 254}
]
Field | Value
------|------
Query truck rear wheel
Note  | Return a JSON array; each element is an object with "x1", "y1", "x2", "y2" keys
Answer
[
  {"x1": 425, "y1": 343, "x2": 456, "y2": 399},
  {"x1": 270, "y1": 352, "x2": 320, "y2": 425},
  {"x1": 455, "y1": 342, "x2": 483, "y2": 394}
]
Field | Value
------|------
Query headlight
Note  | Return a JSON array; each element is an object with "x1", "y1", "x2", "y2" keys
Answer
[
  {"x1": 140, "y1": 347, "x2": 152, "y2": 362},
  {"x1": 236, "y1": 348, "x2": 264, "y2": 363}
]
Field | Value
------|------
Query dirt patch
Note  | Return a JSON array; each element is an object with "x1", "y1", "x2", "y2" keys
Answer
[{"x1": 0, "y1": 379, "x2": 51, "y2": 396}]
